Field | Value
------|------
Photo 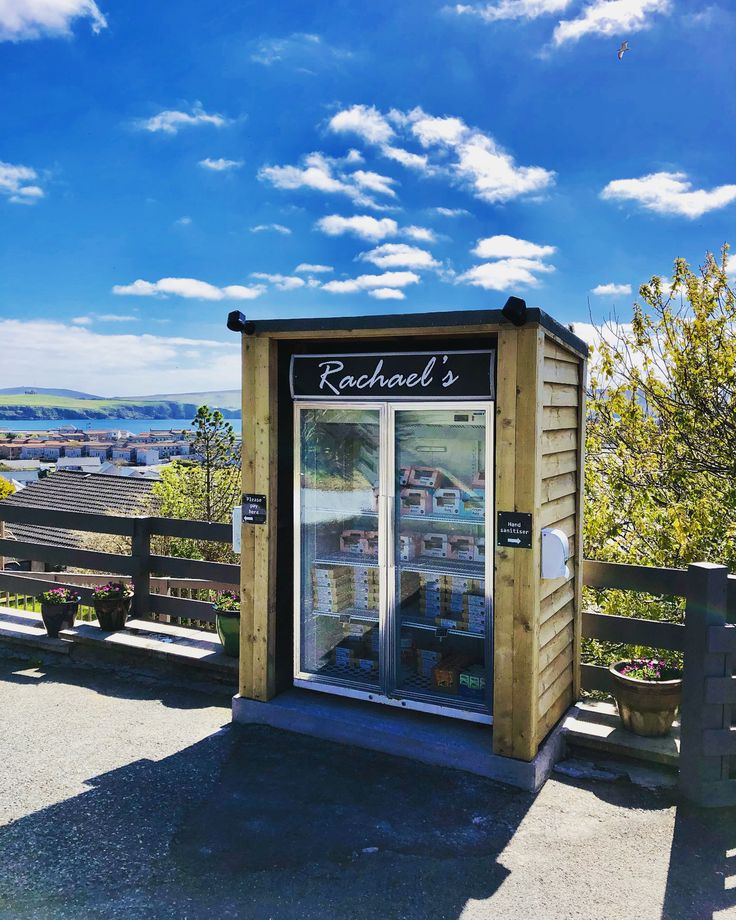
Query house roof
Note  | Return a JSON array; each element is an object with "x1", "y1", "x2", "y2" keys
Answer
[{"x1": 2, "y1": 470, "x2": 157, "y2": 551}]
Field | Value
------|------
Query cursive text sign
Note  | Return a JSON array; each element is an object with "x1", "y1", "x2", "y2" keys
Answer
[{"x1": 290, "y1": 350, "x2": 495, "y2": 400}]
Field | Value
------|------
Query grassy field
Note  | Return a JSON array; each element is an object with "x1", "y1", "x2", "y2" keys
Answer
[{"x1": 0, "y1": 393, "x2": 240, "y2": 419}]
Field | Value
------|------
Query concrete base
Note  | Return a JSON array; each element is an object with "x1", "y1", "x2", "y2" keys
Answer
[
  {"x1": 232, "y1": 687, "x2": 569, "y2": 793},
  {"x1": 562, "y1": 700, "x2": 680, "y2": 768}
]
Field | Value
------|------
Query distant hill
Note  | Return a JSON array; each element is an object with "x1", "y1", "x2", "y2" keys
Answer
[
  {"x1": 0, "y1": 386, "x2": 102, "y2": 399},
  {"x1": 130, "y1": 390, "x2": 240, "y2": 410},
  {"x1": 0, "y1": 393, "x2": 240, "y2": 421}
]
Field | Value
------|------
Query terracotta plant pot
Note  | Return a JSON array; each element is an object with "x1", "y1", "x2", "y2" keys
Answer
[
  {"x1": 94, "y1": 595, "x2": 132, "y2": 631},
  {"x1": 610, "y1": 661, "x2": 682, "y2": 737},
  {"x1": 215, "y1": 609, "x2": 240, "y2": 657},
  {"x1": 40, "y1": 602, "x2": 79, "y2": 638}
]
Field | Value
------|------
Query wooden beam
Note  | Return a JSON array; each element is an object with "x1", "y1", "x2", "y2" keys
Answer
[
  {"x1": 573, "y1": 358, "x2": 586, "y2": 700},
  {"x1": 510, "y1": 325, "x2": 544, "y2": 761},
  {"x1": 239, "y1": 335, "x2": 278, "y2": 701},
  {"x1": 492, "y1": 326, "x2": 518, "y2": 758}
]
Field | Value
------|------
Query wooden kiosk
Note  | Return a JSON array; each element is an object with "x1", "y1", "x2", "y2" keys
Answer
[{"x1": 232, "y1": 305, "x2": 587, "y2": 772}]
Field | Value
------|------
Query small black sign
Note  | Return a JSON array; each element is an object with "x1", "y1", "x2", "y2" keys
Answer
[
  {"x1": 290, "y1": 350, "x2": 495, "y2": 401},
  {"x1": 497, "y1": 511, "x2": 533, "y2": 549},
  {"x1": 242, "y1": 493, "x2": 267, "y2": 525}
]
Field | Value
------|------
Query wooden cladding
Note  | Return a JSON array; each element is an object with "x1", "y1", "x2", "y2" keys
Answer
[
  {"x1": 493, "y1": 327, "x2": 585, "y2": 761},
  {"x1": 536, "y1": 337, "x2": 585, "y2": 746}
]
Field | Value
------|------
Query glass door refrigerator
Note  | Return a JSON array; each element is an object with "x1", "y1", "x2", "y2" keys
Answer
[{"x1": 294, "y1": 402, "x2": 492, "y2": 723}]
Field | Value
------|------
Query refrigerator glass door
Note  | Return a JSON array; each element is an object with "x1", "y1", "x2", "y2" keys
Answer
[
  {"x1": 296, "y1": 405, "x2": 384, "y2": 688},
  {"x1": 392, "y1": 407, "x2": 491, "y2": 713}
]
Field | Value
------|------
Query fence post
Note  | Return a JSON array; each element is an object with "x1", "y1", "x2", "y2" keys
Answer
[
  {"x1": 131, "y1": 517, "x2": 151, "y2": 620},
  {"x1": 679, "y1": 562, "x2": 729, "y2": 806}
]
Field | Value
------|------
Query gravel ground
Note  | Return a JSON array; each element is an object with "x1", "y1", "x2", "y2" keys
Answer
[{"x1": 0, "y1": 655, "x2": 734, "y2": 920}]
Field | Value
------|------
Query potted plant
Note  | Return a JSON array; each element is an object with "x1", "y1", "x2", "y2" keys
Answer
[
  {"x1": 213, "y1": 590, "x2": 240, "y2": 657},
  {"x1": 609, "y1": 658, "x2": 683, "y2": 737},
  {"x1": 37, "y1": 587, "x2": 82, "y2": 638},
  {"x1": 92, "y1": 581, "x2": 133, "y2": 631}
]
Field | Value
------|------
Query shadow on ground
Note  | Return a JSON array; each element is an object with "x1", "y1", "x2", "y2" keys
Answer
[{"x1": 0, "y1": 721, "x2": 530, "y2": 919}]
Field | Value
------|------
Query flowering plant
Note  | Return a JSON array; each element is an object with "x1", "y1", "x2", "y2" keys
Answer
[
  {"x1": 618, "y1": 658, "x2": 677, "y2": 681},
  {"x1": 214, "y1": 590, "x2": 240, "y2": 614},
  {"x1": 38, "y1": 587, "x2": 82, "y2": 606},
  {"x1": 92, "y1": 581, "x2": 133, "y2": 601}
]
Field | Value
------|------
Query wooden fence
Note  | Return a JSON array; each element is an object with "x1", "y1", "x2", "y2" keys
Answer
[
  {"x1": 582, "y1": 559, "x2": 736, "y2": 807},
  {"x1": 0, "y1": 503, "x2": 238, "y2": 626}
]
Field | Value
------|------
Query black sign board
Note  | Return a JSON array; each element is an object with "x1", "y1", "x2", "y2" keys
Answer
[
  {"x1": 497, "y1": 511, "x2": 533, "y2": 549},
  {"x1": 290, "y1": 350, "x2": 495, "y2": 401},
  {"x1": 242, "y1": 493, "x2": 267, "y2": 525}
]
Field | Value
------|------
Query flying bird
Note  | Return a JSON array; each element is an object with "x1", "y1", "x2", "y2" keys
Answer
[{"x1": 617, "y1": 40, "x2": 629, "y2": 60}]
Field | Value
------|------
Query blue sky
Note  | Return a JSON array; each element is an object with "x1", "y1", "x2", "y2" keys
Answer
[{"x1": 0, "y1": 0, "x2": 734, "y2": 395}]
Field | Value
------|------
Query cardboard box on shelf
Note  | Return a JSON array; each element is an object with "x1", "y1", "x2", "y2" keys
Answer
[
  {"x1": 399, "y1": 467, "x2": 411, "y2": 487},
  {"x1": 400, "y1": 488, "x2": 433, "y2": 516},
  {"x1": 462, "y1": 493, "x2": 485, "y2": 518},
  {"x1": 433, "y1": 489, "x2": 462, "y2": 515},
  {"x1": 416, "y1": 648, "x2": 443, "y2": 677},
  {"x1": 421, "y1": 533, "x2": 449, "y2": 558},
  {"x1": 431, "y1": 655, "x2": 473, "y2": 694},
  {"x1": 408, "y1": 467, "x2": 443, "y2": 489},
  {"x1": 340, "y1": 530, "x2": 368, "y2": 555},
  {"x1": 364, "y1": 531, "x2": 379, "y2": 557},
  {"x1": 459, "y1": 664, "x2": 487, "y2": 702},
  {"x1": 444, "y1": 576, "x2": 484, "y2": 593},
  {"x1": 313, "y1": 565, "x2": 353, "y2": 583},
  {"x1": 474, "y1": 538, "x2": 485, "y2": 563},
  {"x1": 399, "y1": 534, "x2": 419, "y2": 561},
  {"x1": 449, "y1": 534, "x2": 476, "y2": 561},
  {"x1": 472, "y1": 471, "x2": 485, "y2": 489}
]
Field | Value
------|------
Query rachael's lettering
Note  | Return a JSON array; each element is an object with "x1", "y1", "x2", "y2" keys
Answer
[{"x1": 291, "y1": 350, "x2": 495, "y2": 400}]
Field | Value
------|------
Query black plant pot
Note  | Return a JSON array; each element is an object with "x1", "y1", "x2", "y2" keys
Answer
[
  {"x1": 94, "y1": 596, "x2": 132, "y2": 631},
  {"x1": 40, "y1": 603, "x2": 78, "y2": 638}
]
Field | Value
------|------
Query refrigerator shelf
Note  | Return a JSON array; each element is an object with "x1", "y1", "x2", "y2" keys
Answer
[
  {"x1": 399, "y1": 513, "x2": 485, "y2": 526},
  {"x1": 400, "y1": 616, "x2": 485, "y2": 638},
  {"x1": 398, "y1": 557, "x2": 485, "y2": 578},
  {"x1": 312, "y1": 607, "x2": 379, "y2": 623},
  {"x1": 314, "y1": 553, "x2": 380, "y2": 568}
]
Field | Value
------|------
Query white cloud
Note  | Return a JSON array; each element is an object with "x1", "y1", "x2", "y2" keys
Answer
[
  {"x1": 175, "y1": 216, "x2": 192, "y2": 226},
  {"x1": 259, "y1": 152, "x2": 394, "y2": 209},
  {"x1": 407, "y1": 108, "x2": 555, "y2": 203},
  {"x1": 434, "y1": 206, "x2": 469, "y2": 217},
  {"x1": 381, "y1": 146, "x2": 430, "y2": 170},
  {"x1": 0, "y1": 161, "x2": 45, "y2": 204},
  {"x1": 199, "y1": 157, "x2": 243, "y2": 171},
  {"x1": 295, "y1": 263, "x2": 333, "y2": 273},
  {"x1": 0, "y1": 319, "x2": 240, "y2": 395},
  {"x1": 316, "y1": 214, "x2": 399, "y2": 242},
  {"x1": 351, "y1": 169, "x2": 398, "y2": 198},
  {"x1": 250, "y1": 223, "x2": 291, "y2": 235},
  {"x1": 370, "y1": 288, "x2": 405, "y2": 300},
  {"x1": 601, "y1": 171, "x2": 736, "y2": 219},
  {"x1": 250, "y1": 32, "x2": 353, "y2": 68},
  {"x1": 135, "y1": 104, "x2": 230, "y2": 135},
  {"x1": 322, "y1": 271, "x2": 420, "y2": 294},
  {"x1": 404, "y1": 225, "x2": 437, "y2": 243},
  {"x1": 0, "y1": 0, "x2": 106, "y2": 41},
  {"x1": 473, "y1": 234, "x2": 556, "y2": 259},
  {"x1": 330, "y1": 104, "x2": 555, "y2": 204},
  {"x1": 554, "y1": 0, "x2": 671, "y2": 45},
  {"x1": 112, "y1": 277, "x2": 265, "y2": 300},
  {"x1": 591, "y1": 283, "x2": 632, "y2": 296},
  {"x1": 454, "y1": 0, "x2": 572, "y2": 21},
  {"x1": 251, "y1": 272, "x2": 306, "y2": 291},
  {"x1": 72, "y1": 313, "x2": 138, "y2": 325},
  {"x1": 360, "y1": 243, "x2": 439, "y2": 270},
  {"x1": 328, "y1": 105, "x2": 395, "y2": 145},
  {"x1": 458, "y1": 258, "x2": 554, "y2": 290}
]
